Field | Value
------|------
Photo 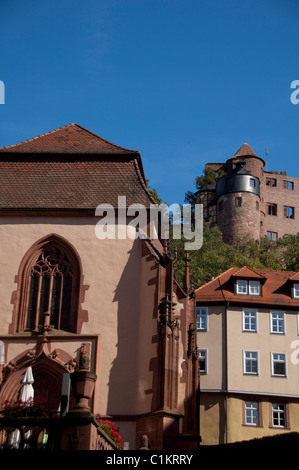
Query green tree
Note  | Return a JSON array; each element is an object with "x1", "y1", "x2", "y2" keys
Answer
[
  {"x1": 278, "y1": 234, "x2": 299, "y2": 271},
  {"x1": 185, "y1": 167, "x2": 226, "y2": 206},
  {"x1": 146, "y1": 179, "x2": 163, "y2": 205},
  {"x1": 171, "y1": 223, "x2": 299, "y2": 290}
]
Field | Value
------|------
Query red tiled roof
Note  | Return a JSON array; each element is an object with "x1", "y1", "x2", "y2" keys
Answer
[
  {"x1": 0, "y1": 124, "x2": 156, "y2": 209},
  {"x1": 228, "y1": 142, "x2": 265, "y2": 165},
  {"x1": 231, "y1": 266, "x2": 266, "y2": 280},
  {"x1": 195, "y1": 267, "x2": 299, "y2": 308},
  {"x1": 0, "y1": 123, "x2": 138, "y2": 155}
]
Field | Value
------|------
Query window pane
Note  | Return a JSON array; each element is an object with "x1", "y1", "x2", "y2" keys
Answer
[
  {"x1": 27, "y1": 275, "x2": 39, "y2": 329},
  {"x1": 272, "y1": 404, "x2": 285, "y2": 427},
  {"x1": 249, "y1": 281, "x2": 260, "y2": 295},
  {"x1": 198, "y1": 350, "x2": 207, "y2": 373},
  {"x1": 245, "y1": 352, "x2": 258, "y2": 374},
  {"x1": 60, "y1": 276, "x2": 72, "y2": 331},
  {"x1": 243, "y1": 310, "x2": 257, "y2": 331},
  {"x1": 197, "y1": 308, "x2": 207, "y2": 330},
  {"x1": 245, "y1": 402, "x2": 258, "y2": 425},
  {"x1": 271, "y1": 313, "x2": 285, "y2": 334},
  {"x1": 50, "y1": 275, "x2": 62, "y2": 328},
  {"x1": 272, "y1": 353, "x2": 286, "y2": 376},
  {"x1": 237, "y1": 280, "x2": 247, "y2": 294},
  {"x1": 38, "y1": 275, "x2": 50, "y2": 326}
]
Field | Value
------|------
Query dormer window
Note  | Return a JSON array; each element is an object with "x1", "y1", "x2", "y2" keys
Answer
[
  {"x1": 292, "y1": 283, "x2": 299, "y2": 299},
  {"x1": 236, "y1": 279, "x2": 261, "y2": 296}
]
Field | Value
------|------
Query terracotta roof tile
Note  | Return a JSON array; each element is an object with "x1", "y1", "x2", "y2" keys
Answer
[
  {"x1": 0, "y1": 123, "x2": 139, "y2": 155},
  {"x1": 0, "y1": 124, "x2": 156, "y2": 209},
  {"x1": 195, "y1": 267, "x2": 299, "y2": 308},
  {"x1": 231, "y1": 266, "x2": 266, "y2": 280},
  {"x1": 228, "y1": 142, "x2": 265, "y2": 165}
]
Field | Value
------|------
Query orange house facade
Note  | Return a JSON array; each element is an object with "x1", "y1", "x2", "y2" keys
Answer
[
  {"x1": 0, "y1": 124, "x2": 199, "y2": 450},
  {"x1": 195, "y1": 266, "x2": 299, "y2": 445}
]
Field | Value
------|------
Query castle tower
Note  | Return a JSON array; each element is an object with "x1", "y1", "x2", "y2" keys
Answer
[{"x1": 216, "y1": 144, "x2": 263, "y2": 244}]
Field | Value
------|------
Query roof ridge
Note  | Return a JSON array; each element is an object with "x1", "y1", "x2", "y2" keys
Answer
[
  {"x1": 0, "y1": 123, "x2": 140, "y2": 154},
  {"x1": 232, "y1": 265, "x2": 266, "y2": 278},
  {"x1": 195, "y1": 267, "x2": 236, "y2": 292}
]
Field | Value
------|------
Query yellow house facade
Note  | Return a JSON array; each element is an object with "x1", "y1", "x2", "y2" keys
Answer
[{"x1": 195, "y1": 266, "x2": 299, "y2": 445}]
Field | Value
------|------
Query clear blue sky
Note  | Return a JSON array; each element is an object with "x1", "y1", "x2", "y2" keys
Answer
[{"x1": 0, "y1": 0, "x2": 299, "y2": 205}]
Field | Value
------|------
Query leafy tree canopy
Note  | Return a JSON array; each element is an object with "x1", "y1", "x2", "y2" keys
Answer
[{"x1": 170, "y1": 223, "x2": 299, "y2": 289}]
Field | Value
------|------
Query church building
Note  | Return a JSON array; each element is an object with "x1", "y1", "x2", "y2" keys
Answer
[{"x1": 0, "y1": 123, "x2": 199, "y2": 450}]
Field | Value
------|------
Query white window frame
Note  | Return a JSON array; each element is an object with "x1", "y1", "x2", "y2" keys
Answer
[
  {"x1": 249, "y1": 280, "x2": 261, "y2": 296},
  {"x1": 272, "y1": 404, "x2": 286, "y2": 427},
  {"x1": 236, "y1": 279, "x2": 248, "y2": 295},
  {"x1": 196, "y1": 307, "x2": 208, "y2": 331},
  {"x1": 271, "y1": 352, "x2": 287, "y2": 377},
  {"x1": 198, "y1": 349, "x2": 207, "y2": 374},
  {"x1": 236, "y1": 279, "x2": 261, "y2": 296},
  {"x1": 0, "y1": 341, "x2": 4, "y2": 365},
  {"x1": 243, "y1": 350, "x2": 259, "y2": 375},
  {"x1": 270, "y1": 311, "x2": 285, "y2": 335},
  {"x1": 292, "y1": 283, "x2": 299, "y2": 299},
  {"x1": 245, "y1": 401, "x2": 259, "y2": 426},
  {"x1": 243, "y1": 309, "x2": 258, "y2": 332}
]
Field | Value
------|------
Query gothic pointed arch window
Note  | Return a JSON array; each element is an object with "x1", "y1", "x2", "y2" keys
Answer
[{"x1": 15, "y1": 236, "x2": 82, "y2": 333}]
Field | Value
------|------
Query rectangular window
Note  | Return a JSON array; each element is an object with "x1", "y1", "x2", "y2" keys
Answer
[
  {"x1": 250, "y1": 178, "x2": 256, "y2": 188},
  {"x1": 244, "y1": 351, "x2": 258, "y2": 375},
  {"x1": 196, "y1": 307, "x2": 208, "y2": 331},
  {"x1": 293, "y1": 284, "x2": 299, "y2": 299},
  {"x1": 235, "y1": 197, "x2": 242, "y2": 207},
  {"x1": 249, "y1": 280, "x2": 261, "y2": 296},
  {"x1": 245, "y1": 401, "x2": 259, "y2": 426},
  {"x1": 270, "y1": 312, "x2": 285, "y2": 334},
  {"x1": 198, "y1": 349, "x2": 207, "y2": 374},
  {"x1": 236, "y1": 280, "x2": 261, "y2": 296},
  {"x1": 272, "y1": 404, "x2": 286, "y2": 427},
  {"x1": 271, "y1": 353, "x2": 287, "y2": 376},
  {"x1": 284, "y1": 206, "x2": 295, "y2": 219},
  {"x1": 266, "y1": 177, "x2": 277, "y2": 187},
  {"x1": 267, "y1": 231, "x2": 278, "y2": 241},
  {"x1": 284, "y1": 180, "x2": 294, "y2": 190},
  {"x1": 267, "y1": 203, "x2": 277, "y2": 216},
  {"x1": 243, "y1": 309, "x2": 257, "y2": 332},
  {"x1": 236, "y1": 279, "x2": 248, "y2": 295}
]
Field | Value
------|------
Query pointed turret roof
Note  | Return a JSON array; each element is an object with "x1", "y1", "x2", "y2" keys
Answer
[{"x1": 230, "y1": 142, "x2": 265, "y2": 165}]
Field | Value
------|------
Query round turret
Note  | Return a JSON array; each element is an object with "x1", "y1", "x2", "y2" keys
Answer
[{"x1": 216, "y1": 160, "x2": 261, "y2": 243}]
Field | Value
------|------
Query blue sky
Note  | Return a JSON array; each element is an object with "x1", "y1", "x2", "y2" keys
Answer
[{"x1": 0, "y1": 0, "x2": 299, "y2": 205}]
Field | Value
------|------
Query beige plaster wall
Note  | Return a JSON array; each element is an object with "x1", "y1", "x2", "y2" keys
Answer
[
  {"x1": 200, "y1": 392, "x2": 227, "y2": 445},
  {"x1": 197, "y1": 305, "x2": 225, "y2": 391},
  {"x1": 227, "y1": 395, "x2": 299, "y2": 444},
  {"x1": 227, "y1": 307, "x2": 299, "y2": 396},
  {"x1": 0, "y1": 215, "x2": 159, "y2": 418}
]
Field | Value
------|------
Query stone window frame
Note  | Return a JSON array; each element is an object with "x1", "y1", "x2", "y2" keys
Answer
[
  {"x1": 267, "y1": 231, "x2": 278, "y2": 241},
  {"x1": 270, "y1": 402, "x2": 290, "y2": 429},
  {"x1": 10, "y1": 234, "x2": 88, "y2": 334},
  {"x1": 235, "y1": 197, "x2": 242, "y2": 207},
  {"x1": 283, "y1": 180, "x2": 294, "y2": 190},
  {"x1": 284, "y1": 205, "x2": 295, "y2": 219},
  {"x1": 267, "y1": 202, "x2": 277, "y2": 216},
  {"x1": 266, "y1": 177, "x2": 277, "y2": 187},
  {"x1": 242, "y1": 400, "x2": 263, "y2": 427}
]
